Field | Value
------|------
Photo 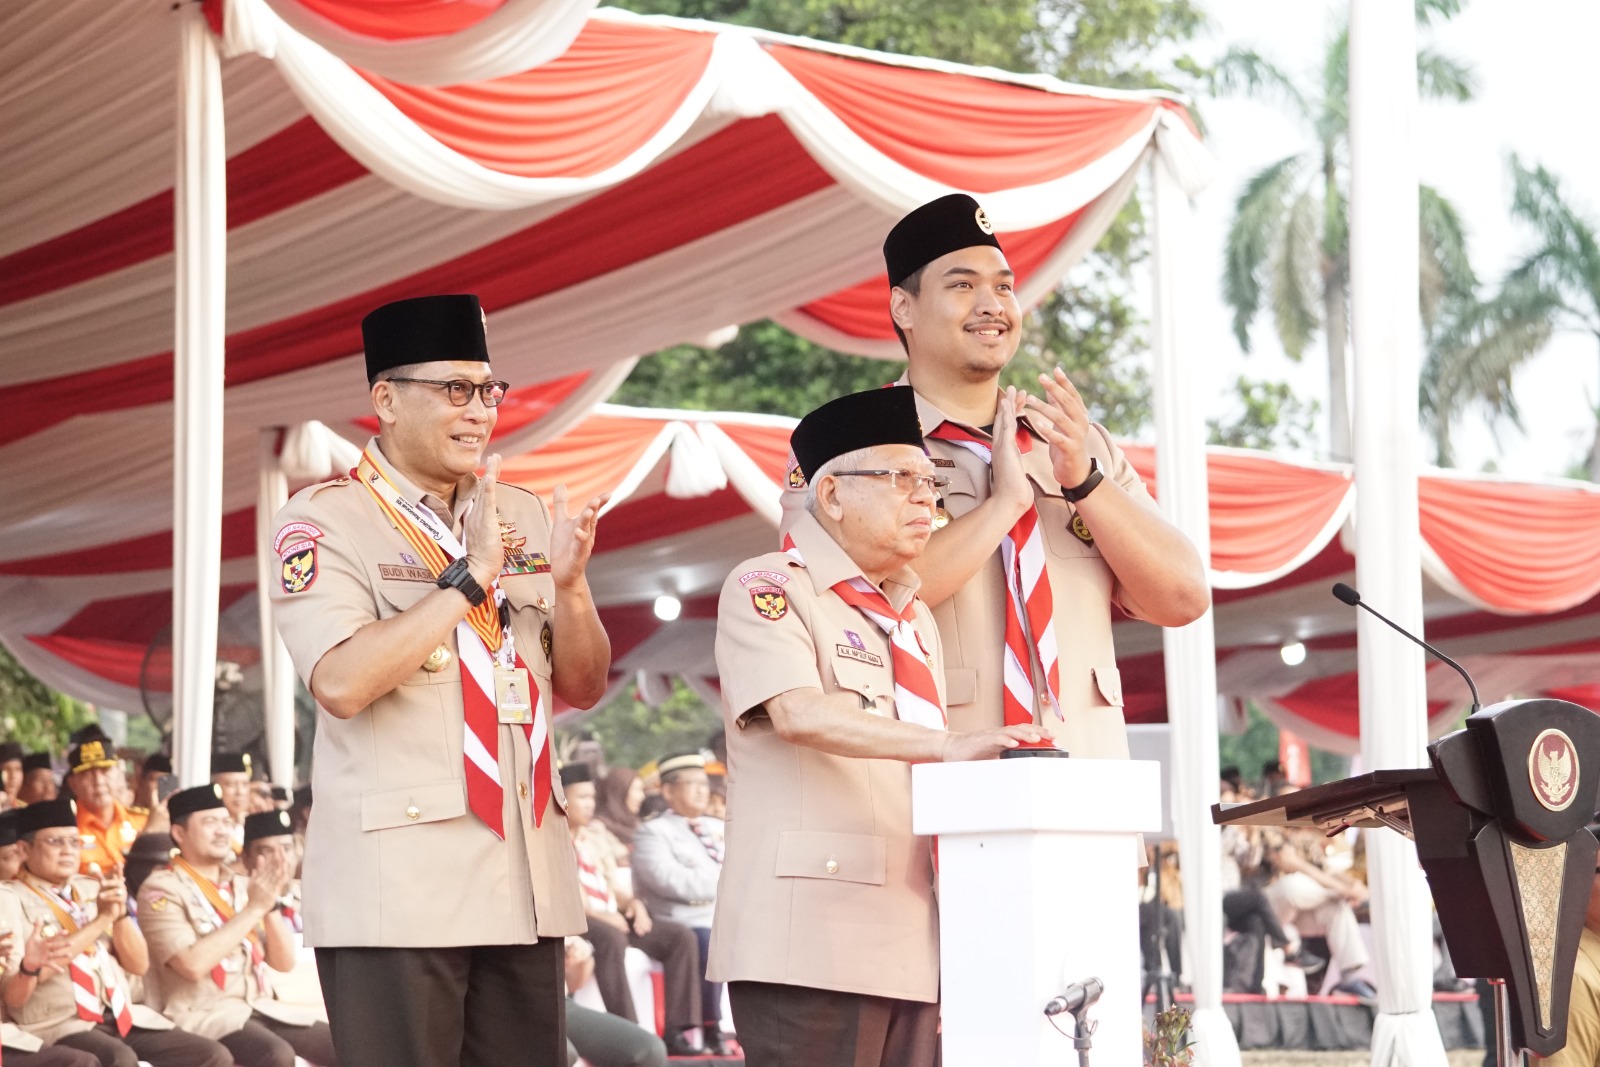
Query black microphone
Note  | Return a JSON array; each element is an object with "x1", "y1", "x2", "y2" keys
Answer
[
  {"x1": 1043, "y1": 977, "x2": 1104, "y2": 1017},
  {"x1": 1330, "y1": 583, "x2": 1480, "y2": 712}
]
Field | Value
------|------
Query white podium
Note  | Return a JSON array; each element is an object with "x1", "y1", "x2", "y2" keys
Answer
[{"x1": 913, "y1": 757, "x2": 1162, "y2": 1067}]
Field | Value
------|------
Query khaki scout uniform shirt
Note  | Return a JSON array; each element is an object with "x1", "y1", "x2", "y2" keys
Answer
[
  {"x1": 707, "y1": 512, "x2": 941, "y2": 1003},
  {"x1": 0, "y1": 876, "x2": 174, "y2": 1043},
  {"x1": 136, "y1": 865, "x2": 313, "y2": 1040},
  {"x1": 779, "y1": 387, "x2": 1158, "y2": 760},
  {"x1": 269, "y1": 439, "x2": 583, "y2": 948}
]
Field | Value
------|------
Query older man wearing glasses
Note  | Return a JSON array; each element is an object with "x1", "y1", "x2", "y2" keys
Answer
[
  {"x1": 268, "y1": 294, "x2": 611, "y2": 1067},
  {"x1": 709, "y1": 387, "x2": 1046, "y2": 1067}
]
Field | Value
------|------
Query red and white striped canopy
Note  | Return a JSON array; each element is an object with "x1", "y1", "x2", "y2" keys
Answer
[
  {"x1": 5, "y1": 402, "x2": 1597, "y2": 751},
  {"x1": 0, "y1": 0, "x2": 1206, "y2": 567}
]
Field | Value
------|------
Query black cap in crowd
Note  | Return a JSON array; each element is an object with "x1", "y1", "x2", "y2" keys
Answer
[
  {"x1": 16, "y1": 799, "x2": 76, "y2": 836},
  {"x1": 0, "y1": 742, "x2": 23, "y2": 764},
  {"x1": 143, "y1": 753, "x2": 173, "y2": 775},
  {"x1": 559, "y1": 763, "x2": 594, "y2": 788},
  {"x1": 244, "y1": 810, "x2": 294, "y2": 848},
  {"x1": 790, "y1": 387, "x2": 927, "y2": 483},
  {"x1": 69, "y1": 724, "x2": 112, "y2": 746},
  {"x1": 21, "y1": 753, "x2": 53, "y2": 774},
  {"x1": 270, "y1": 785, "x2": 289, "y2": 803},
  {"x1": 211, "y1": 752, "x2": 253, "y2": 777},
  {"x1": 0, "y1": 811, "x2": 18, "y2": 847},
  {"x1": 882, "y1": 193, "x2": 1004, "y2": 288},
  {"x1": 68, "y1": 739, "x2": 118, "y2": 776},
  {"x1": 362, "y1": 295, "x2": 490, "y2": 383},
  {"x1": 168, "y1": 784, "x2": 227, "y2": 823}
]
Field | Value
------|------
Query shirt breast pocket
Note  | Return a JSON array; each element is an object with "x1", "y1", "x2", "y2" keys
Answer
[
  {"x1": 376, "y1": 583, "x2": 459, "y2": 687},
  {"x1": 832, "y1": 656, "x2": 892, "y2": 716},
  {"x1": 1035, "y1": 493, "x2": 1105, "y2": 561},
  {"x1": 502, "y1": 575, "x2": 556, "y2": 673}
]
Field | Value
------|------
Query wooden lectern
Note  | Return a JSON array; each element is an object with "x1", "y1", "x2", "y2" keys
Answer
[
  {"x1": 1214, "y1": 698, "x2": 1600, "y2": 1060},
  {"x1": 913, "y1": 756, "x2": 1162, "y2": 1066}
]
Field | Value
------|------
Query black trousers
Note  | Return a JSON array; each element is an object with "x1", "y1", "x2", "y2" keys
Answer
[
  {"x1": 219, "y1": 1015, "x2": 340, "y2": 1067},
  {"x1": 584, "y1": 915, "x2": 701, "y2": 1030},
  {"x1": 729, "y1": 980, "x2": 939, "y2": 1067},
  {"x1": 3, "y1": 1046, "x2": 102, "y2": 1067},
  {"x1": 54, "y1": 1023, "x2": 232, "y2": 1067},
  {"x1": 317, "y1": 941, "x2": 565, "y2": 1067}
]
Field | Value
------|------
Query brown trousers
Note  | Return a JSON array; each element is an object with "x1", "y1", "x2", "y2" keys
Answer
[
  {"x1": 219, "y1": 1016, "x2": 340, "y2": 1067},
  {"x1": 317, "y1": 941, "x2": 565, "y2": 1067},
  {"x1": 729, "y1": 980, "x2": 940, "y2": 1067},
  {"x1": 584, "y1": 913, "x2": 701, "y2": 1031}
]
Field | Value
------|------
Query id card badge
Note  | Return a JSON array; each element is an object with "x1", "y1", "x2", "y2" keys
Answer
[{"x1": 494, "y1": 667, "x2": 534, "y2": 725}]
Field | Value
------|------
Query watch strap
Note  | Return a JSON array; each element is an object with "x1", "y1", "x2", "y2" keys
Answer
[
  {"x1": 436, "y1": 557, "x2": 488, "y2": 607},
  {"x1": 1062, "y1": 458, "x2": 1104, "y2": 503}
]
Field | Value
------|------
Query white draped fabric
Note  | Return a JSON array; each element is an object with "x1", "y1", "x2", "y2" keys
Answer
[{"x1": 1348, "y1": 2, "x2": 1449, "y2": 1063}]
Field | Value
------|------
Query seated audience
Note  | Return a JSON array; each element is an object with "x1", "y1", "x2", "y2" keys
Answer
[
  {"x1": 69, "y1": 742, "x2": 166, "y2": 876},
  {"x1": 1259, "y1": 824, "x2": 1376, "y2": 999},
  {"x1": 17, "y1": 754, "x2": 57, "y2": 806},
  {"x1": 594, "y1": 769, "x2": 644, "y2": 861},
  {"x1": 2, "y1": 743, "x2": 24, "y2": 809},
  {"x1": 137, "y1": 786, "x2": 335, "y2": 1067},
  {"x1": 0, "y1": 811, "x2": 23, "y2": 880},
  {"x1": 0, "y1": 799, "x2": 232, "y2": 1067},
  {"x1": 563, "y1": 765, "x2": 703, "y2": 1056},
  {"x1": 631, "y1": 753, "x2": 728, "y2": 1055}
]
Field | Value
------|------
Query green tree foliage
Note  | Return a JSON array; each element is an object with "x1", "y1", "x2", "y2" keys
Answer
[
  {"x1": 1208, "y1": 376, "x2": 1319, "y2": 452},
  {"x1": 1218, "y1": 701, "x2": 1346, "y2": 791},
  {"x1": 566, "y1": 680, "x2": 723, "y2": 772},
  {"x1": 1213, "y1": 1, "x2": 1478, "y2": 462},
  {"x1": 606, "y1": 0, "x2": 1207, "y2": 434},
  {"x1": 0, "y1": 645, "x2": 100, "y2": 754}
]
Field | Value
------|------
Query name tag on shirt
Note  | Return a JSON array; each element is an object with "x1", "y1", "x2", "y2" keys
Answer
[{"x1": 836, "y1": 645, "x2": 884, "y2": 667}]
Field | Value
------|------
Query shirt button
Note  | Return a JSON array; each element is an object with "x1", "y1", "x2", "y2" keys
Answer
[
  {"x1": 825, "y1": 860, "x2": 839, "y2": 875},
  {"x1": 405, "y1": 805, "x2": 420, "y2": 821},
  {"x1": 518, "y1": 783, "x2": 529, "y2": 800}
]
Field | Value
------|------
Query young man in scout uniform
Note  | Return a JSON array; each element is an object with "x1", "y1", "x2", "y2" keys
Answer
[
  {"x1": 269, "y1": 293, "x2": 611, "y2": 1067},
  {"x1": 239, "y1": 811, "x2": 303, "y2": 934},
  {"x1": 69, "y1": 742, "x2": 164, "y2": 877},
  {"x1": 630, "y1": 753, "x2": 729, "y2": 1055},
  {"x1": 713, "y1": 388, "x2": 1048, "y2": 1067},
  {"x1": 137, "y1": 786, "x2": 335, "y2": 1067},
  {"x1": 16, "y1": 753, "x2": 58, "y2": 807},
  {"x1": 0, "y1": 800, "x2": 232, "y2": 1067},
  {"x1": 781, "y1": 195, "x2": 1209, "y2": 760},
  {"x1": 561, "y1": 762, "x2": 703, "y2": 1056}
]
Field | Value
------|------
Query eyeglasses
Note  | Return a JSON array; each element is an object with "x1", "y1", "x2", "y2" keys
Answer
[
  {"x1": 33, "y1": 835, "x2": 83, "y2": 850},
  {"x1": 832, "y1": 469, "x2": 949, "y2": 495},
  {"x1": 386, "y1": 377, "x2": 511, "y2": 408}
]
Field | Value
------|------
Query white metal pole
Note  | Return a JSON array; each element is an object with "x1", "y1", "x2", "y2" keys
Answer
[
  {"x1": 173, "y1": 7, "x2": 226, "y2": 787},
  {"x1": 1149, "y1": 153, "x2": 1238, "y2": 1067},
  {"x1": 257, "y1": 429, "x2": 297, "y2": 788},
  {"x1": 1348, "y1": 2, "x2": 1447, "y2": 1064}
]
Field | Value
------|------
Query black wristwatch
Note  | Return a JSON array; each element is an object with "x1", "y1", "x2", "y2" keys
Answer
[
  {"x1": 1062, "y1": 458, "x2": 1104, "y2": 503},
  {"x1": 436, "y1": 558, "x2": 488, "y2": 607}
]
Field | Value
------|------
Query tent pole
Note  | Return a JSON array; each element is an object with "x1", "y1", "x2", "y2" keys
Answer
[
  {"x1": 173, "y1": 7, "x2": 226, "y2": 787},
  {"x1": 1148, "y1": 154, "x2": 1237, "y2": 1067},
  {"x1": 1348, "y1": 2, "x2": 1447, "y2": 1064},
  {"x1": 257, "y1": 428, "x2": 297, "y2": 788}
]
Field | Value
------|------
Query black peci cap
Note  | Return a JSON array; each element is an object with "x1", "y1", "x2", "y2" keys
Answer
[
  {"x1": 210, "y1": 752, "x2": 253, "y2": 777},
  {"x1": 21, "y1": 753, "x2": 53, "y2": 774},
  {"x1": 559, "y1": 763, "x2": 594, "y2": 788},
  {"x1": 882, "y1": 194, "x2": 1004, "y2": 289},
  {"x1": 362, "y1": 295, "x2": 490, "y2": 382},
  {"x1": 168, "y1": 784, "x2": 227, "y2": 823},
  {"x1": 243, "y1": 810, "x2": 294, "y2": 848},
  {"x1": 16, "y1": 799, "x2": 76, "y2": 836},
  {"x1": 790, "y1": 387, "x2": 927, "y2": 483}
]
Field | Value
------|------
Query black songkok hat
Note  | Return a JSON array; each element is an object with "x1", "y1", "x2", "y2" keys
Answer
[
  {"x1": 270, "y1": 785, "x2": 290, "y2": 803},
  {"x1": 559, "y1": 763, "x2": 594, "y2": 788},
  {"x1": 211, "y1": 752, "x2": 253, "y2": 777},
  {"x1": 143, "y1": 753, "x2": 172, "y2": 775},
  {"x1": 21, "y1": 753, "x2": 53, "y2": 774},
  {"x1": 362, "y1": 295, "x2": 490, "y2": 382},
  {"x1": 790, "y1": 387, "x2": 927, "y2": 483},
  {"x1": 70, "y1": 723, "x2": 112, "y2": 746},
  {"x1": 882, "y1": 193, "x2": 1004, "y2": 288},
  {"x1": 0, "y1": 742, "x2": 22, "y2": 764},
  {"x1": 168, "y1": 784, "x2": 227, "y2": 823},
  {"x1": 0, "y1": 811, "x2": 17, "y2": 846},
  {"x1": 17, "y1": 798, "x2": 76, "y2": 836},
  {"x1": 244, "y1": 810, "x2": 294, "y2": 848}
]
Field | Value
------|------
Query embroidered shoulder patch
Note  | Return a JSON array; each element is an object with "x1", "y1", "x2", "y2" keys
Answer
[
  {"x1": 738, "y1": 570, "x2": 789, "y2": 587},
  {"x1": 749, "y1": 586, "x2": 788, "y2": 621},
  {"x1": 784, "y1": 450, "x2": 806, "y2": 490},
  {"x1": 274, "y1": 522, "x2": 324, "y2": 594},
  {"x1": 1071, "y1": 514, "x2": 1095, "y2": 545}
]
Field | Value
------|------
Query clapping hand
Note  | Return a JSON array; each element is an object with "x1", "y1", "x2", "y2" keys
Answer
[
  {"x1": 989, "y1": 387, "x2": 1033, "y2": 516},
  {"x1": 95, "y1": 866, "x2": 128, "y2": 922},
  {"x1": 549, "y1": 485, "x2": 609, "y2": 590},
  {"x1": 1024, "y1": 367, "x2": 1095, "y2": 489},
  {"x1": 21, "y1": 918, "x2": 72, "y2": 980},
  {"x1": 465, "y1": 454, "x2": 507, "y2": 590}
]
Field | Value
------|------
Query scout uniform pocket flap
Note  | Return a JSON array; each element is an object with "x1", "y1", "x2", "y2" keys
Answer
[
  {"x1": 943, "y1": 667, "x2": 977, "y2": 707},
  {"x1": 831, "y1": 657, "x2": 889, "y2": 705},
  {"x1": 1092, "y1": 666, "x2": 1124, "y2": 707},
  {"x1": 774, "y1": 830, "x2": 886, "y2": 886},
  {"x1": 361, "y1": 780, "x2": 466, "y2": 831}
]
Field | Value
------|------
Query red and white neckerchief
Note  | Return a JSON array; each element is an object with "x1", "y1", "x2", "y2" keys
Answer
[
  {"x1": 781, "y1": 543, "x2": 946, "y2": 730},
  {"x1": 572, "y1": 834, "x2": 617, "y2": 913},
  {"x1": 687, "y1": 817, "x2": 724, "y2": 864},
  {"x1": 357, "y1": 447, "x2": 553, "y2": 835},
  {"x1": 169, "y1": 857, "x2": 268, "y2": 995},
  {"x1": 927, "y1": 421, "x2": 1062, "y2": 725},
  {"x1": 20, "y1": 874, "x2": 133, "y2": 1036}
]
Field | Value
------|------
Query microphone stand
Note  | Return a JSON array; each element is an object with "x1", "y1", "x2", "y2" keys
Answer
[{"x1": 1070, "y1": 1006, "x2": 1097, "y2": 1067}]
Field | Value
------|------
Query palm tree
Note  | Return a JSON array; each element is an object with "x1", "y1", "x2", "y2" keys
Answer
[{"x1": 1212, "y1": 1, "x2": 1476, "y2": 462}]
